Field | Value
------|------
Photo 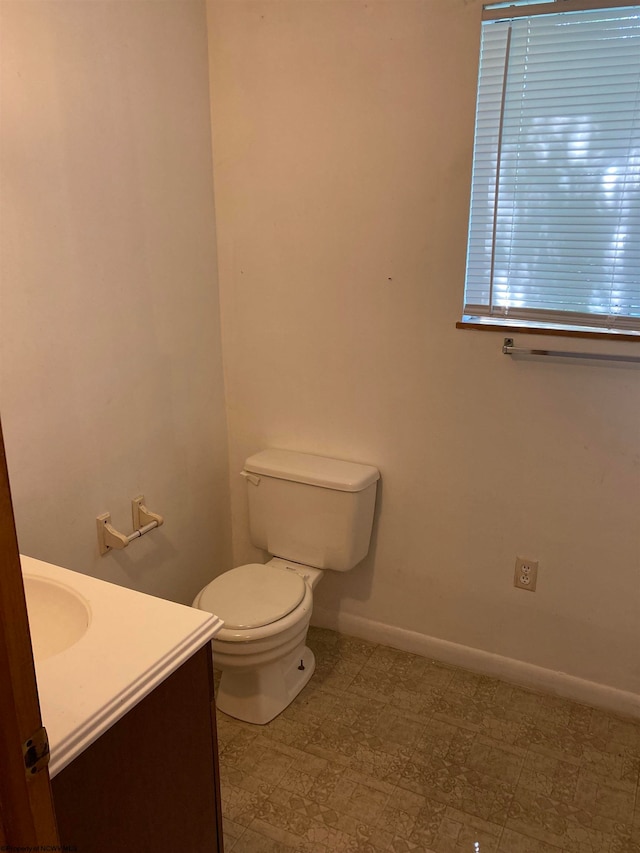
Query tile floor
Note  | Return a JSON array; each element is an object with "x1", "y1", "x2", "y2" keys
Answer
[{"x1": 215, "y1": 627, "x2": 640, "y2": 853}]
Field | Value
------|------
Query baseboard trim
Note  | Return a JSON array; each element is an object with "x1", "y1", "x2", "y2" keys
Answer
[{"x1": 311, "y1": 607, "x2": 640, "y2": 720}]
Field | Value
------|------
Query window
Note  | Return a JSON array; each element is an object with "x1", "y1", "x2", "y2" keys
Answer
[{"x1": 462, "y1": 0, "x2": 640, "y2": 335}]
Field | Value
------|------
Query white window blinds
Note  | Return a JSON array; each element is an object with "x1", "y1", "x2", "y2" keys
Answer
[{"x1": 463, "y1": 3, "x2": 640, "y2": 333}]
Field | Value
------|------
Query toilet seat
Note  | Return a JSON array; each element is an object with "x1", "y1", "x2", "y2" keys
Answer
[{"x1": 199, "y1": 563, "x2": 306, "y2": 630}]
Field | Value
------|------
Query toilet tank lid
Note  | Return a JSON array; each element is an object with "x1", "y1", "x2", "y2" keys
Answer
[{"x1": 244, "y1": 449, "x2": 379, "y2": 492}]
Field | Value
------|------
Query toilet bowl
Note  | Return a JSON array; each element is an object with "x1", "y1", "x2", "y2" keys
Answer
[
  {"x1": 193, "y1": 449, "x2": 379, "y2": 725},
  {"x1": 193, "y1": 558, "x2": 323, "y2": 724}
]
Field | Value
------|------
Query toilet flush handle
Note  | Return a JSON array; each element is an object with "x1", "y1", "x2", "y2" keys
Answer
[{"x1": 240, "y1": 470, "x2": 261, "y2": 486}]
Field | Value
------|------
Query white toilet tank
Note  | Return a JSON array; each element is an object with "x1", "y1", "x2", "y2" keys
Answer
[{"x1": 243, "y1": 449, "x2": 379, "y2": 571}]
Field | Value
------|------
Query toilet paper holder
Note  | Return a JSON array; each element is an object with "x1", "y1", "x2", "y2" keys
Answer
[{"x1": 97, "y1": 496, "x2": 164, "y2": 555}]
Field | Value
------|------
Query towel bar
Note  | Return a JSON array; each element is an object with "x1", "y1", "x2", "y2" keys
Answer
[{"x1": 502, "y1": 338, "x2": 640, "y2": 364}]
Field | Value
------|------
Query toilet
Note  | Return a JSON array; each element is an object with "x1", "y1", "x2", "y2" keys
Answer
[{"x1": 193, "y1": 449, "x2": 379, "y2": 724}]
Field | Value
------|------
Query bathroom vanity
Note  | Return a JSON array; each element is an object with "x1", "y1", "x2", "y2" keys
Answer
[
  {"x1": 21, "y1": 556, "x2": 224, "y2": 853},
  {"x1": 52, "y1": 645, "x2": 223, "y2": 852}
]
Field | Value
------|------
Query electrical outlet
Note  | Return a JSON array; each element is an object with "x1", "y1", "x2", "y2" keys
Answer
[{"x1": 514, "y1": 557, "x2": 538, "y2": 591}]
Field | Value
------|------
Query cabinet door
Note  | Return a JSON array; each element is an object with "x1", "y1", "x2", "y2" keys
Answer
[{"x1": 53, "y1": 645, "x2": 223, "y2": 853}]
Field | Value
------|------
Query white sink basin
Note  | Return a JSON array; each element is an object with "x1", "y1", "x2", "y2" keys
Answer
[
  {"x1": 20, "y1": 555, "x2": 223, "y2": 777},
  {"x1": 23, "y1": 574, "x2": 91, "y2": 661}
]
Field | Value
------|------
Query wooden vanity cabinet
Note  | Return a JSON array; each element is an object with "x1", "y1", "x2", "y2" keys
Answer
[{"x1": 52, "y1": 645, "x2": 223, "y2": 853}]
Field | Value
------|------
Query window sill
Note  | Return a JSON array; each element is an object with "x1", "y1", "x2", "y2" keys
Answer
[{"x1": 457, "y1": 317, "x2": 640, "y2": 343}]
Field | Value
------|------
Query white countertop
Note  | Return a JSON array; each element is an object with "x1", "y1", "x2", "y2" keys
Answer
[{"x1": 21, "y1": 555, "x2": 223, "y2": 778}]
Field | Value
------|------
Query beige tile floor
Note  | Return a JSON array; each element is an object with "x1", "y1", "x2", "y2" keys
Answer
[{"x1": 215, "y1": 627, "x2": 640, "y2": 853}]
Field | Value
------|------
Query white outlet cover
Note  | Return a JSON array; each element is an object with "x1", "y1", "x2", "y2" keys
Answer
[{"x1": 514, "y1": 557, "x2": 538, "y2": 591}]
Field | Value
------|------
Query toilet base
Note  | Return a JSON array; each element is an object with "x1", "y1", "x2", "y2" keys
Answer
[{"x1": 216, "y1": 642, "x2": 316, "y2": 725}]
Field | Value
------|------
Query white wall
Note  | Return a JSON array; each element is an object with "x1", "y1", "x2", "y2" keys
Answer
[
  {"x1": 0, "y1": 0, "x2": 232, "y2": 604},
  {"x1": 207, "y1": 0, "x2": 640, "y2": 699}
]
